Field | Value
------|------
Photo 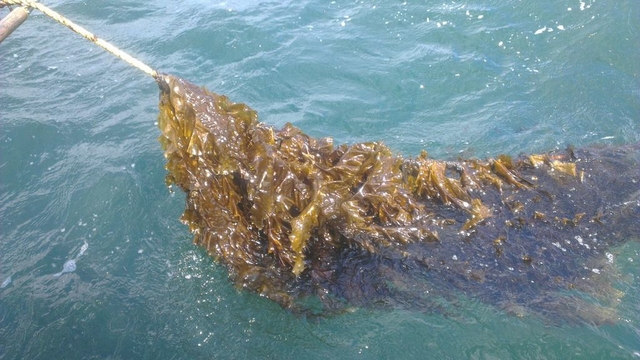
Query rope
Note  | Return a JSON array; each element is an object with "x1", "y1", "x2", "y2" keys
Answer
[{"x1": 2, "y1": 0, "x2": 158, "y2": 79}]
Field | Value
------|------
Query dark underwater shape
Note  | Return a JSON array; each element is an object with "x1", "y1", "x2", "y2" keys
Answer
[{"x1": 157, "y1": 73, "x2": 639, "y2": 324}]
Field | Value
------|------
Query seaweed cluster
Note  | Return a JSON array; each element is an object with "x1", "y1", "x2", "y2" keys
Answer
[{"x1": 157, "y1": 74, "x2": 639, "y2": 322}]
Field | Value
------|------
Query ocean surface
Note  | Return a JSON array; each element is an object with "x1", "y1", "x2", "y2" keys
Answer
[{"x1": 1, "y1": 0, "x2": 639, "y2": 359}]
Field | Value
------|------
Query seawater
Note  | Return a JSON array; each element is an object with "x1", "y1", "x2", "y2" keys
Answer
[{"x1": 1, "y1": 1, "x2": 639, "y2": 359}]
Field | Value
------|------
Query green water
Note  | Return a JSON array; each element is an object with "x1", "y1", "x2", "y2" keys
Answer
[{"x1": 1, "y1": 1, "x2": 639, "y2": 359}]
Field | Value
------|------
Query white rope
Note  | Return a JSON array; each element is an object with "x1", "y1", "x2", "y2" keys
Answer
[{"x1": 3, "y1": 0, "x2": 158, "y2": 78}]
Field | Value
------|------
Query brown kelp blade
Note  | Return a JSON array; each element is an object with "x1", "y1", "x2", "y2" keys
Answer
[
  {"x1": 156, "y1": 73, "x2": 496, "y2": 278},
  {"x1": 157, "y1": 73, "x2": 639, "y2": 323}
]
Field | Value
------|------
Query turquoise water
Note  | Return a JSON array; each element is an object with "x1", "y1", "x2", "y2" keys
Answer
[{"x1": 1, "y1": 0, "x2": 639, "y2": 358}]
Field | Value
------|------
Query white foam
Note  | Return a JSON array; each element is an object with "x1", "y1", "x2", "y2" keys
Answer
[{"x1": 606, "y1": 252, "x2": 614, "y2": 264}]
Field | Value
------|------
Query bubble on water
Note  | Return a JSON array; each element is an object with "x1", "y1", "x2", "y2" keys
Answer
[
  {"x1": 1, "y1": 276, "x2": 11, "y2": 288},
  {"x1": 78, "y1": 241, "x2": 89, "y2": 258},
  {"x1": 605, "y1": 252, "x2": 614, "y2": 264},
  {"x1": 534, "y1": 27, "x2": 547, "y2": 35}
]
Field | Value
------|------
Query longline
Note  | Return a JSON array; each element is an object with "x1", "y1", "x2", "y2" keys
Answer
[{"x1": 1, "y1": 0, "x2": 158, "y2": 78}]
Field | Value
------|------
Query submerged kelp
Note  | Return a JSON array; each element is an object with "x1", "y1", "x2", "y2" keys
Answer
[{"x1": 157, "y1": 73, "x2": 639, "y2": 323}]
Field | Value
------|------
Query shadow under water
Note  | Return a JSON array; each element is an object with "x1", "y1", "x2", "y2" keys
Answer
[{"x1": 157, "y1": 74, "x2": 639, "y2": 324}]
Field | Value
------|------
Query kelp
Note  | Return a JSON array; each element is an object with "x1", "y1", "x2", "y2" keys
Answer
[{"x1": 157, "y1": 73, "x2": 640, "y2": 323}]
